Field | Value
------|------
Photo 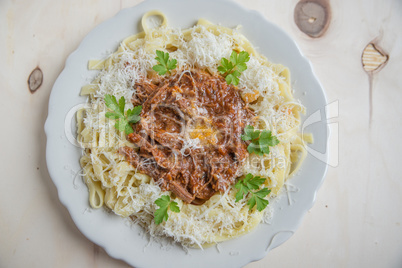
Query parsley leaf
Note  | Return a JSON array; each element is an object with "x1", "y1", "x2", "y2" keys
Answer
[
  {"x1": 152, "y1": 50, "x2": 177, "y2": 75},
  {"x1": 241, "y1": 125, "x2": 280, "y2": 155},
  {"x1": 234, "y1": 174, "x2": 271, "y2": 211},
  {"x1": 247, "y1": 188, "x2": 271, "y2": 211},
  {"x1": 235, "y1": 181, "x2": 249, "y2": 203},
  {"x1": 126, "y1": 105, "x2": 142, "y2": 124},
  {"x1": 154, "y1": 195, "x2": 180, "y2": 225},
  {"x1": 218, "y1": 50, "x2": 250, "y2": 86},
  {"x1": 234, "y1": 173, "x2": 265, "y2": 201},
  {"x1": 104, "y1": 94, "x2": 142, "y2": 135},
  {"x1": 234, "y1": 173, "x2": 266, "y2": 202}
]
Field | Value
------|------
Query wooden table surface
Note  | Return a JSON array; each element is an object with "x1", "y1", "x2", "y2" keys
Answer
[{"x1": 1, "y1": 0, "x2": 401, "y2": 267}]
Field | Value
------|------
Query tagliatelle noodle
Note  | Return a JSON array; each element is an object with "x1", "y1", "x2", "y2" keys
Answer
[{"x1": 77, "y1": 10, "x2": 312, "y2": 248}]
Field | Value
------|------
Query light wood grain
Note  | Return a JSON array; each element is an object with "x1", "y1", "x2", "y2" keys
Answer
[
  {"x1": 362, "y1": 43, "x2": 388, "y2": 72},
  {"x1": 1, "y1": 0, "x2": 402, "y2": 267}
]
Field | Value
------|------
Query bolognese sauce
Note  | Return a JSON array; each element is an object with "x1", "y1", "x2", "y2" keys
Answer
[{"x1": 120, "y1": 70, "x2": 254, "y2": 204}]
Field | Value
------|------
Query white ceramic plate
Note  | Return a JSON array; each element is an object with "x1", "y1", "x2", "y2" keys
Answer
[{"x1": 45, "y1": 0, "x2": 329, "y2": 267}]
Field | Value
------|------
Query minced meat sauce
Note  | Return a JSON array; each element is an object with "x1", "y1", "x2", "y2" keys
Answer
[{"x1": 120, "y1": 70, "x2": 254, "y2": 204}]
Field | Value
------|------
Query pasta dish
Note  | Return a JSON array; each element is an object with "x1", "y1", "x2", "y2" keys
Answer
[{"x1": 77, "y1": 10, "x2": 311, "y2": 248}]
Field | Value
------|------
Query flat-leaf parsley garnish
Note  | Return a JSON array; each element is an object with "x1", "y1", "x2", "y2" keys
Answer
[
  {"x1": 218, "y1": 50, "x2": 250, "y2": 86},
  {"x1": 152, "y1": 50, "x2": 177, "y2": 75},
  {"x1": 234, "y1": 173, "x2": 271, "y2": 211},
  {"x1": 241, "y1": 125, "x2": 280, "y2": 155},
  {"x1": 154, "y1": 195, "x2": 180, "y2": 225},
  {"x1": 104, "y1": 94, "x2": 142, "y2": 135}
]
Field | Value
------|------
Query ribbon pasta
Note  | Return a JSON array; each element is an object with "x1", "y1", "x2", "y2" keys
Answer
[{"x1": 77, "y1": 10, "x2": 311, "y2": 247}]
